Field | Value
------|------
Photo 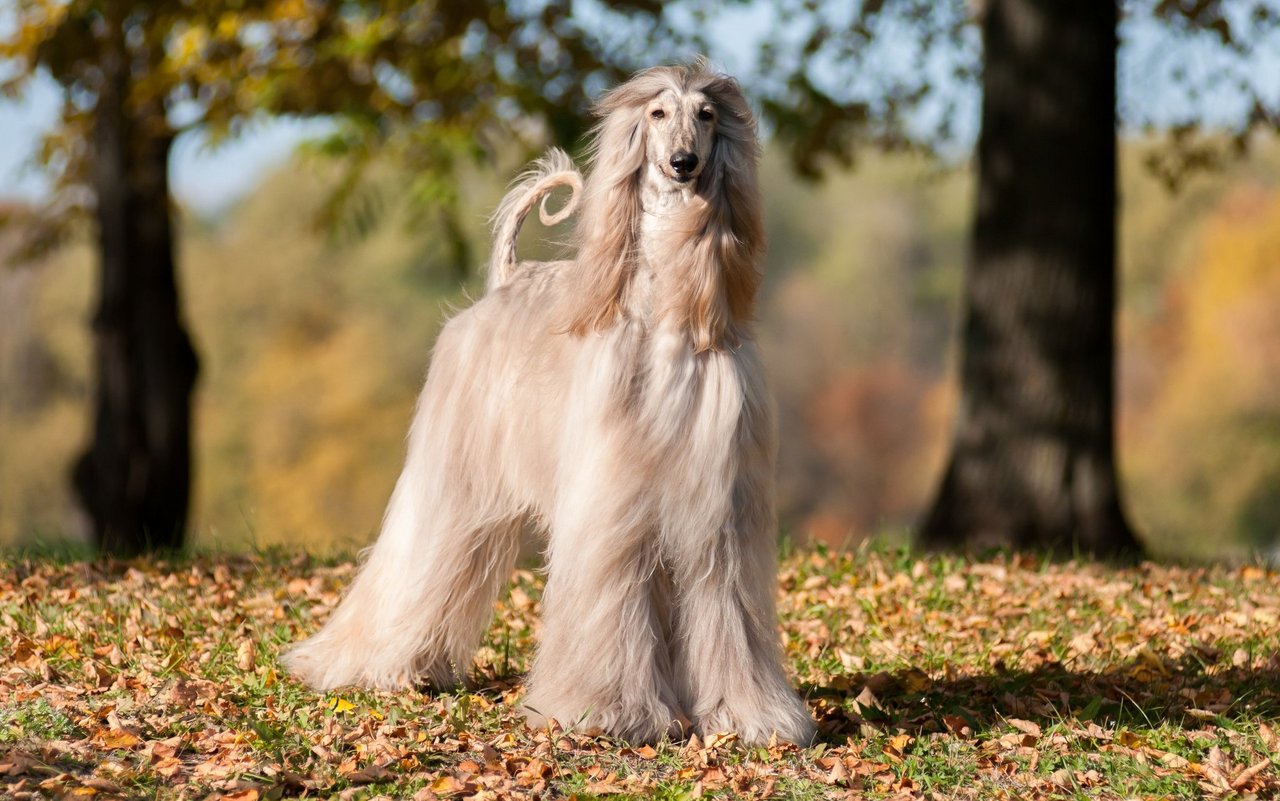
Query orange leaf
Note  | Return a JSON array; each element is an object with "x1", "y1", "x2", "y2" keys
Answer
[
  {"x1": 96, "y1": 728, "x2": 142, "y2": 749},
  {"x1": 429, "y1": 776, "x2": 470, "y2": 797},
  {"x1": 886, "y1": 734, "x2": 913, "y2": 755},
  {"x1": 943, "y1": 715, "x2": 972, "y2": 738}
]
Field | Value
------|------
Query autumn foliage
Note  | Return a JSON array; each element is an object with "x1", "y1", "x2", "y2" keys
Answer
[
  {"x1": 3, "y1": 549, "x2": 1279, "y2": 798},
  {"x1": 2, "y1": 141, "x2": 1280, "y2": 554},
  {"x1": 1122, "y1": 177, "x2": 1280, "y2": 557}
]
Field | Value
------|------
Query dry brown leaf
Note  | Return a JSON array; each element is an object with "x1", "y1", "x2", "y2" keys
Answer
[
  {"x1": 826, "y1": 757, "x2": 848, "y2": 785},
  {"x1": 1007, "y1": 718, "x2": 1042, "y2": 738},
  {"x1": 943, "y1": 715, "x2": 972, "y2": 738},
  {"x1": 1232, "y1": 758, "x2": 1273, "y2": 790},
  {"x1": 1067, "y1": 632, "x2": 1097, "y2": 655},
  {"x1": 235, "y1": 640, "x2": 256, "y2": 672},
  {"x1": 344, "y1": 764, "x2": 393, "y2": 784},
  {"x1": 153, "y1": 756, "x2": 183, "y2": 778}
]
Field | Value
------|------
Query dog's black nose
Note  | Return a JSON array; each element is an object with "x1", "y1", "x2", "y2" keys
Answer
[{"x1": 670, "y1": 151, "x2": 699, "y2": 174}]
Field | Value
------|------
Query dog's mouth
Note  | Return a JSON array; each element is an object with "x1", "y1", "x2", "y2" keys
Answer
[{"x1": 665, "y1": 170, "x2": 699, "y2": 184}]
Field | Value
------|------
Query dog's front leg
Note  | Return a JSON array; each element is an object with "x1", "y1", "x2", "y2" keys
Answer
[
  {"x1": 522, "y1": 484, "x2": 684, "y2": 744},
  {"x1": 669, "y1": 435, "x2": 817, "y2": 747}
]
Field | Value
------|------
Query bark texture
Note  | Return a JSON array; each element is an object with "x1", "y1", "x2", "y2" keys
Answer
[
  {"x1": 73, "y1": 41, "x2": 198, "y2": 555},
  {"x1": 918, "y1": 0, "x2": 1142, "y2": 556}
]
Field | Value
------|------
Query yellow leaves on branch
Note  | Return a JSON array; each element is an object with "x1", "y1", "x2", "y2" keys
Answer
[
  {"x1": 269, "y1": 0, "x2": 309, "y2": 22},
  {"x1": 0, "y1": 1, "x2": 69, "y2": 71},
  {"x1": 169, "y1": 25, "x2": 208, "y2": 70}
]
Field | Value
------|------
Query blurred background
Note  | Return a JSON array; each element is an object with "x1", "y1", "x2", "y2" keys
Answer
[{"x1": 1, "y1": 0, "x2": 1279, "y2": 560}]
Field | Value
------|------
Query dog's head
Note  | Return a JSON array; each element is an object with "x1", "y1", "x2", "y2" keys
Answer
[
  {"x1": 588, "y1": 61, "x2": 758, "y2": 198},
  {"x1": 565, "y1": 62, "x2": 763, "y2": 350},
  {"x1": 641, "y1": 82, "x2": 716, "y2": 185}
]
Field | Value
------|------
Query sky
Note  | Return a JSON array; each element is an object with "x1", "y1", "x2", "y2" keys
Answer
[
  {"x1": 0, "y1": 1, "x2": 1277, "y2": 215},
  {"x1": 0, "y1": 68, "x2": 331, "y2": 214}
]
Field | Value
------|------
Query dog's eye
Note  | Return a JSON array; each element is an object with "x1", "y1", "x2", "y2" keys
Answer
[
  {"x1": 698, "y1": 108, "x2": 714, "y2": 121},
  {"x1": 650, "y1": 109, "x2": 665, "y2": 119}
]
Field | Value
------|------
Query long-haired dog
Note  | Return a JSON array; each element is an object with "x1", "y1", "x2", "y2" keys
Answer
[{"x1": 284, "y1": 62, "x2": 815, "y2": 746}]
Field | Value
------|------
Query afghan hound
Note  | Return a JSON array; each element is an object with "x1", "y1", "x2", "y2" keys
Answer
[{"x1": 284, "y1": 62, "x2": 816, "y2": 746}]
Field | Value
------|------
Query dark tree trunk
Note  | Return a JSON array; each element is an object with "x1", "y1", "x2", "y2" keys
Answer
[
  {"x1": 917, "y1": 0, "x2": 1141, "y2": 557},
  {"x1": 73, "y1": 40, "x2": 199, "y2": 556}
]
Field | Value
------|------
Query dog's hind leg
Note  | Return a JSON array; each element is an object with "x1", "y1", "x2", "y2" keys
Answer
[
  {"x1": 283, "y1": 455, "x2": 523, "y2": 691},
  {"x1": 284, "y1": 336, "x2": 524, "y2": 690}
]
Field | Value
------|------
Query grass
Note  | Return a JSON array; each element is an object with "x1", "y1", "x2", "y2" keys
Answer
[{"x1": 2, "y1": 545, "x2": 1278, "y2": 799}]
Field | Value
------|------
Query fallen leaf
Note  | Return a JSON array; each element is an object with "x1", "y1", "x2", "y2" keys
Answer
[
  {"x1": 1232, "y1": 758, "x2": 1273, "y2": 790},
  {"x1": 428, "y1": 776, "x2": 471, "y2": 797},
  {"x1": 943, "y1": 715, "x2": 972, "y2": 738},
  {"x1": 95, "y1": 728, "x2": 142, "y2": 750},
  {"x1": 886, "y1": 734, "x2": 913, "y2": 755},
  {"x1": 1007, "y1": 718, "x2": 1041, "y2": 738},
  {"x1": 235, "y1": 639, "x2": 256, "y2": 671},
  {"x1": 328, "y1": 696, "x2": 355, "y2": 713}
]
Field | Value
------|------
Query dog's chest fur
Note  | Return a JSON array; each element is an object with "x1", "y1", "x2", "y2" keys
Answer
[
  {"x1": 598, "y1": 178, "x2": 750, "y2": 450},
  {"x1": 631, "y1": 176, "x2": 698, "y2": 323}
]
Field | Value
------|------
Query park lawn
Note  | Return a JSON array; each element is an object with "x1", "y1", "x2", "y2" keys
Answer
[{"x1": 2, "y1": 546, "x2": 1278, "y2": 800}]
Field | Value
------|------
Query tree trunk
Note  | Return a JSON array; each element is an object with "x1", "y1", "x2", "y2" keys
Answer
[
  {"x1": 73, "y1": 41, "x2": 199, "y2": 556},
  {"x1": 917, "y1": 0, "x2": 1141, "y2": 557}
]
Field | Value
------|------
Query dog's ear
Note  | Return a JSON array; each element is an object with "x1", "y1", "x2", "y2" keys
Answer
[
  {"x1": 557, "y1": 79, "x2": 655, "y2": 336},
  {"x1": 697, "y1": 74, "x2": 764, "y2": 337}
]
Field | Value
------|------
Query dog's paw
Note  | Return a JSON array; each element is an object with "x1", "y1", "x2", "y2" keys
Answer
[
  {"x1": 522, "y1": 691, "x2": 685, "y2": 744},
  {"x1": 694, "y1": 696, "x2": 816, "y2": 746}
]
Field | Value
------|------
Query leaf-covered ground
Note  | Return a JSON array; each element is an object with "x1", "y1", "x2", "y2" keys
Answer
[{"x1": 2, "y1": 547, "x2": 1278, "y2": 800}]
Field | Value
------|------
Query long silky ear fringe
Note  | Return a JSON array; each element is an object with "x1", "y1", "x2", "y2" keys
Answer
[
  {"x1": 692, "y1": 72, "x2": 765, "y2": 346},
  {"x1": 487, "y1": 148, "x2": 584, "y2": 292},
  {"x1": 555, "y1": 91, "x2": 651, "y2": 335}
]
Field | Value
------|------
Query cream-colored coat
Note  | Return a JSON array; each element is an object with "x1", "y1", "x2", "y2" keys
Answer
[{"x1": 284, "y1": 63, "x2": 815, "y2": 746}]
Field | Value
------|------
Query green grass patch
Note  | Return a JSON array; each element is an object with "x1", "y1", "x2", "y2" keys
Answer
[{"x1": 2, "y1": 547, "x2": 1278, "y2": 799}]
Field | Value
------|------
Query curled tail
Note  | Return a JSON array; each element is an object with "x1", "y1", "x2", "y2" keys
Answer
[{"x1": 487, "y1": 148, "x2": 583, "y2": 291}]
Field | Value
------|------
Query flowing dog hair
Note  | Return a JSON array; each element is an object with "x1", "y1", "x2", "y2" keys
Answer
[{"x1": 284, "y1": 62, "x2": 815, "y2": 746}]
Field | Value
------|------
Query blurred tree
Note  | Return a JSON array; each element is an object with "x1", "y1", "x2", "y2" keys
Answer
[
  {"x1": 0, "y1": 0, "x2": 648, "y2": 554},
  {"x1": 696, "y1": 0, "x2": 1278, "y2": 556},
  {"x1": 910, "y1": 0, "x2": 1278, "y2": 556},
  {"x1": 4, "y1": 0, "x2": 1277, "y2": 555},
  {"x1": 3, "y1": 2, "x2": 198, "y2": 555},
  {"x1": 1124, "y1": 184, "x2": 1280, "y2": 558},
  {"x1": 914, "y1": 0, "x2": 1139, "y2": 555}
]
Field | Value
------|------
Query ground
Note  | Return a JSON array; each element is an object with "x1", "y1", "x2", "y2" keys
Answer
[{"x1": 1, "y1": 547, "x2": 1278, "y2": 800}]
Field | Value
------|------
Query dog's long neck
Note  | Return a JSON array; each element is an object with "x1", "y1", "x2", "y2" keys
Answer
[{"x1": 628, "y1": 164, "x2": 711, "y2": 332}]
